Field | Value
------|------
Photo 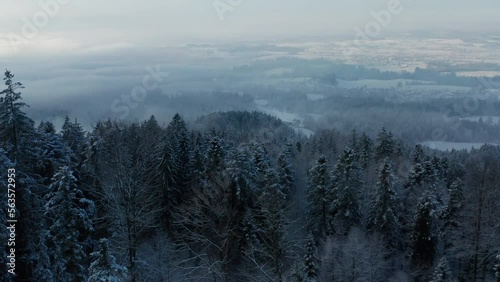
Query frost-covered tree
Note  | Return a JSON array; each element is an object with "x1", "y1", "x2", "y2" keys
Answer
[
  {"x1": 88, "y1": 239, "x2": 127, "y2": 282},
  {"x1": 453, "y1": 146, "x2": 500, "y2": 282},
  {"x1": 359, "y1": 131, "x2": 373, "y2": 169},
  {"x1": 61, "y1": 116, "x2": 87, "y2": 158},
  {"x1": 255, "y1": 168, "x2": 289, "y2": 282},
  {"x1": 368, "y1": 158, "x2": 401, "y2": 249},
  {"x1": 412, "y1": 144, "x2": 425, "y2": 165},
  {"x1": 277, "y1": 151, "x2": 295, "y2": 196},
  {"x1": 45, "y1": 166, "x2": 94, "y2": 281},
  {"x1": 430, "y1": 256, "x2": 453, "y2": 282},
  {"x1": 0, "y1": 70, "x2": 34, "y2": 156},
  {"x1": 163, "y1": 113, "x2": 192, "y2": 191},
  {"x1": 307, "y1": 156, "x2": 332, "y2": 236},
  {"x1": 303, "y1": 236, "x2": 319, "y2": 282},
  {"x1": 320, "y1": 228, "x2": 389, "y2": 282},
  {"x1": 374, "y1": 127, "x2": 395, "y2": 161},
  {"x1": 441, "y1": 179, "x2": 464, "y2": 251},
  {"x1": 411, "y1": 191, "x2": 438, "y2": 269},
  {"x1": 494, "y1": 255, "x2": 500, "y2": 282},
  {"x1": 172, "y1": 170, "x2": 241, "y2": 281},
  {"x1": 205, "y1": 136, "x2": 225, "y2": 175},
  {"x1": 88, "y1": 121, "x2": 162, "y2": 282},
  {"x1": 330, "y1": 149, "x2": 362, "y2": 233}
]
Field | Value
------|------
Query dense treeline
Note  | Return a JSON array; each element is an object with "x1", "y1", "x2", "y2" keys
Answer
[
  {"x1": 1, "y1": 70, "x2": 500, "y2": 281},
  {"x1": 233, "y1": 58, "x2": 500, "y2": 88}
]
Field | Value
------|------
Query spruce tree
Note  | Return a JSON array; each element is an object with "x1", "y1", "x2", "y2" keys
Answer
[
  {"x1": 374, "y1": 127, "x2": 395, "y2": 161},
  {"x1": 88, "y1": 239, "x2": 127, "y2": 282},
  {"x1": 359, "y1": 131, "x2": 373, "y2": 169},
  {"x1": 430, "y1": 256, "x2": 453, "y2": 282},
  {"x1": 45, "y1": 166, "x2": 94, "y2": 281},
  {"x1": 368, "y1": 158, "x2": 401, "y2": 248},
  {"x1": 307, "y1": 156, "x2": 332, "y2": 235},
  {"x1": 330, "y1": 149, "x2": 362, "y2": 232},
  {"x1": 0, "y1": 70, "x2": 34, "y2": 156},
  {"x1": 61, "y1": 116, "x2": 87, "y2": 159},
  {"x1": 277, "y1": 152, "x2": 295, "y2": 196},
  {"x1": 304, "y1": 236, "x2": 319, "y2": 282},
  {"x1": 256, "y1": 168, "x2": 288, "y2": 281},
  {"x1": 411, "y1": 191, "x2": 438, "y2": 269},
  {"x1": 441, "y1": 179, "x2": 464, "y2": 250}
]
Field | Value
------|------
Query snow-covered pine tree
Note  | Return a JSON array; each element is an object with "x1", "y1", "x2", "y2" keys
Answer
[
  {"x1": 88, "y1": 239, "x2": 127, "y2": 282},
  {"x1": 412, "y1": 144, "x2": 425, "y2": 165},
  {"x1": 304, "y1": 235, "x2": 319, "y2": 282},
  {"x1": 31, "y1": 230, "x2": 55, "y2": 281},
  {"x1": 307, "y1": 155, "x2": 332, "y2": 236},
  {"x1": 430, "y1": 256, "x2": 453, "y2": 282},
  {"x1": 256, "y1": 167, "x2": 288, "y2": 281},
  {"x1": 61, "y1": 116, "x2": 87, "y2": 159},
  {"x1": 45, "y1": 166, "x2": 94, "y2": 281},
  {"x1": 35, "y1": 123, "x2": 73, "y2": 185},
  {"x1": 348, "y1": 129, "x2": 358, "y2": 152},
  {"x1": 374, "y1": 127, "x2": 395, "y2": 161},
  {"x1": 205, "y1": 136, "x2": 225, "y2": 175},
  {"x1": 411, "y1": 191, "x2": 438, "y2": 269},
  {"x1": 164, "y1": 113, "x2": 192, "y2": 192},
  {"x1": 441, "y1": 179, "x2": 464, "y2": 250},
  {"x1": 330, "y1": 149, "x2": 362, "y2": 233},
  {"x1": 277, "y1": 151, "x2": 295, "y2": 196},
  {"x1": 0, "y1": 70, "x2": 34, "y2": 156},
  {"x1": 359, "y1": 131, "x2": 373, "y2": 169},
  {"x1": 367, "y1": 157, "x2": 401, "y2": 249}
]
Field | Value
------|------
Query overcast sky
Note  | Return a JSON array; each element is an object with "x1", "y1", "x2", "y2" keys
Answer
[{"x1": 0, "y1": 0, "x2": 499, "y2": 56}]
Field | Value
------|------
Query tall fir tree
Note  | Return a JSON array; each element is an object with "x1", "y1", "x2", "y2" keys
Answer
[
  {"x1": 277, "y1": 151, "x2": 295, "y2": 196},
  {"x1": 430, "y1": 256, "x2": 453, "y2": 282},
  {"x1": 441, "y1": 179, "x2": 464, "y2": 251},
  {"x1": 303, "y1": 235, "x2": 319, "y2": 282},
  {"x1": 0, "y1": 70, "x2": 34, "y2": 157},
  {"x1": 330, "y1": 149, "x2": 362, "y2": 233},
  {"x1": 45, "y1": 166, "x2": 94, "y2": 281},
  {"x1": 88, "y1": 239, "x2": 127, "y2": 282},
  {"x1": 411, "y1": 191, "x2": 438, "y2": 269},
  {"x1": 367, "y1": 158, "x2": 401, "y2": 249},
  {"x1": 374, "y1": 127, "x2": 395, "y2": 161},
  {"x1": 307, "y1": 156, "x2": 332, "y2": 236},
  {"x1": 359, "y1": 131, "x2": 373, "y2": 169}
]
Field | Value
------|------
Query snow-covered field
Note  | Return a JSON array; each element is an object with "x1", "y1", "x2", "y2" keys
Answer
[
  {"x1": 457, "y1": 71, "x2": 500, "y2": 77},
  {"x1": 337, "y1": 79, "x2": 471, "y2": 91}
]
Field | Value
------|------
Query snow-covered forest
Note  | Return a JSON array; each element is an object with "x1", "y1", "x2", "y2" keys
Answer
[{"x1": 1, "y1": 69, "x2": 500, "y2": 282}]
